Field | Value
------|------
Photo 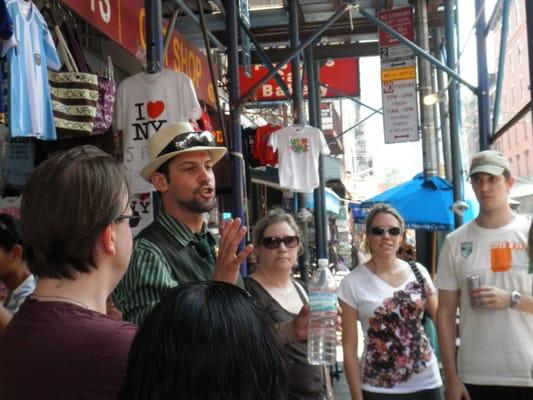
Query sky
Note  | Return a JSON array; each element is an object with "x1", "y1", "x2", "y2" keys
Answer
[{"x1": 349, "y1": 1, "x2": 499, "y2": 196}]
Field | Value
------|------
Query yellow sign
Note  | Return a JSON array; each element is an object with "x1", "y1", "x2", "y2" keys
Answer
[{"x1": 381, "y1": 66, "x2": 416, "y2": 81}]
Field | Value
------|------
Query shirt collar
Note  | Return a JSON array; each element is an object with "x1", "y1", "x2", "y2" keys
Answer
[{"x1": 157, "y1": 210, "x2": 213, "y2": 247}]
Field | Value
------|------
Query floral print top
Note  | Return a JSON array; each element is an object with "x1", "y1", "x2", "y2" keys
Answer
[{"x1": 338, "y1": 262, "x2": 442, "y2": 394}]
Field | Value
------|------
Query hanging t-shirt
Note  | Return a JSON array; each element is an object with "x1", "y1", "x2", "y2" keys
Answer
[
  {"x1": 253, "y1": 123, "x2": 280, "y2": 166},
  {"x1": 268, "y1": 125, "x2": 330, "y2": 192},
  {"x1": 114, "y1": 69, "x2": 202, "y2": 193},
  {"x1": 0, "y1": 0, "x2": 16, "y2": 114},
  {"x1": 4, "y1": 0, "x2": 61, "y2": 140}
]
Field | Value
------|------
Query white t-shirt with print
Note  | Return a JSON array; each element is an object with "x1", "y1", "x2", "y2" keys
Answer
[
  {"x1": 338, "y1": 262, "x2": 442, "y2": 394},
  {"x1": 114, "y1": 69, "x2": 202, "y2": 193},
  {"x1": 268, "y1": 125, "x2": 330, "y2": 193},
  {"x1": 435, "y1": 215, "x2": 532, "y2": 387}
]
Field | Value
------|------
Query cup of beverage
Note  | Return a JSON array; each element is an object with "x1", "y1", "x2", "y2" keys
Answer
[{"x1": 467, "y1": 274, "x2": 481, "y2": 308}]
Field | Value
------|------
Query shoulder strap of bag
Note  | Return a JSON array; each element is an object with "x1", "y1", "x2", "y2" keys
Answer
[
  {"x1": 54, "y1": 25, "x2": 78, "y2": 73},
  {"x1": 407, "y1": 260, "x2": 426, "y2": 299}
]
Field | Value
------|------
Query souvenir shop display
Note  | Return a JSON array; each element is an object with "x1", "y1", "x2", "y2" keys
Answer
[
  {"x1": 48, "y1": 24, "x2": 98, "y2": 138},
  {"x1": 4, "y1": 0, "x2": 61, "y2": 140},
  {"x1": 268, "y1": 124, "x2": 330, "y2": 193},
  {"x1": 114, "y1": 68, "x2": 202, "y2": 194},
  {"x1": 92, "y1": 56, "x2": 116, "y2": 136}
]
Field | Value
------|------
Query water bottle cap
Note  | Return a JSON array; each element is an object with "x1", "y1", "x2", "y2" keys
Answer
[{"x1": 317, "y1": 258, "x2": 329, "y2": 268}]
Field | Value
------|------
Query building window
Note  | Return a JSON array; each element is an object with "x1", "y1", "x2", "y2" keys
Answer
[
  {"x1": 517, "y1": 42, "x2": 523, "y2": 65},
  {"x1": 511, "y1": 86, "x2": 516, "y2": 107},
  {"x1": 520, "y1": 77, "x2": 526, "y2": 100},
  {"x1": 516, "y1": 154, "x2": 520, "y2": 177},
  {"x1": 515, "y1": 0, "x2": 520, "y2": 25},
  {"x1": 508, "y1": 51, "x2": 513, "y2": 74},
  {"x1": 525, "y1": 150, "x2": 530, "y2": 177}
]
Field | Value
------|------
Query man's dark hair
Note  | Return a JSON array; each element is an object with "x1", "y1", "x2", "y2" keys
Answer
[
  {"x1": 21, "y1": 145, "x2": 129, "y2": 279},
  {"x1": 118, "y1": 281, "x2": 288, "y2": 400},
  {"x1": 0, "y1": 213, "x2": 23, "y2": 252},
  {"x1": 155, "y1": 159, "x2": 170, "y2": 180}
]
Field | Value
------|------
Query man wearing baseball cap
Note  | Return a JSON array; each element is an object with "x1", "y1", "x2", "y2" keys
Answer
[
  {"x1": 113, "y1": 122, "x2": 253, "y2": 324},
  {"x1": 436, "y1": 150, "x2": 533, "y2": 400}
]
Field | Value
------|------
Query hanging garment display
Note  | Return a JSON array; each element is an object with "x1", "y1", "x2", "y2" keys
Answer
[
  {"x1": 114, "y1": 68, "x2": 202, "y2": 193},
  {"x1": 4, "y1": 0, "x2": 61, "y2": 140},
  {"x1": 0, "y1": 0, "x2": 15, "y2": 116},
  {"x1": 253, "y1": 123, "x2": 280, "y2": 167},
  {"x1": 268, "y1": 124, "x2": 330, "y2": 193}
]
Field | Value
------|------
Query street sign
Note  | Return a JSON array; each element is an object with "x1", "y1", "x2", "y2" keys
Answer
[{"x1": 378, "y1": 6, "x2": 419, "y2": 144}]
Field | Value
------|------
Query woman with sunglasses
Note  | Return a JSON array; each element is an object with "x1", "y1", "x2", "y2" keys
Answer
[
  {"x1": 244, "y1": 208, "x2": 326, "y2": 400},
  {"x1": 338, "y1": 204, "x2": 442, "y2": 400}
]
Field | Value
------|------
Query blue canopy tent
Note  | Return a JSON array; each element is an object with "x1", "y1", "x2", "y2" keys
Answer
[{"x1": 358, "y1": 173, "x2": 478, "y2": 231}]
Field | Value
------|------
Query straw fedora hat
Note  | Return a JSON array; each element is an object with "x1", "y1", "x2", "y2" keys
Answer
[{"x1": 140, "y1": 122, "x2": 227, "y2": 182}]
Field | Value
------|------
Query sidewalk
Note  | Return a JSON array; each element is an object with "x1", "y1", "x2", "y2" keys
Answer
[{"x1": 332, "y1": 361, "x2": 351, "y2": 399}]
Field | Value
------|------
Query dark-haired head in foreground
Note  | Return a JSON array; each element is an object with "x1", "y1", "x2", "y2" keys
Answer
[{"x1": 119, "y1": 281, "x2": 288, "y2": 400}]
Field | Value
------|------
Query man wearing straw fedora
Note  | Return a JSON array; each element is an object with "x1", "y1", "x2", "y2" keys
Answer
[{"x1": 113, "y1": 122, "x2": 253, "y2": 324}]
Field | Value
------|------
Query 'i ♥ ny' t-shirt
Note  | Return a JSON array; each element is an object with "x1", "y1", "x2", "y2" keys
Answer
[{"x1": 114, "y1": 69, "x2": 202, "y2": 193}]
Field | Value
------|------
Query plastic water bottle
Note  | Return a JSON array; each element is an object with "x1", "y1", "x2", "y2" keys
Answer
[{"x1": 307, "y1": 258, "x2": 337, "y2": 365}]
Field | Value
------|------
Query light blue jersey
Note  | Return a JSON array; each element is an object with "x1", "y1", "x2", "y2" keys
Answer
[{"x1": 5, "y1": 0, "x2": 61, "y2": 140}]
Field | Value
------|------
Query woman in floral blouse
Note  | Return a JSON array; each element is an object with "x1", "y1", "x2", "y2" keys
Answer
[{"x1": 338, "y1": 204, "x2": 442, "y2": 400}]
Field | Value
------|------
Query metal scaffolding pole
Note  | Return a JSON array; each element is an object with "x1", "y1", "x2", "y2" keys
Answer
[
  {"x1": 239, "y1": 3, "x2": 351, "y2": 105},
  {"x1": 475, "y1": 0, "x2": 491, "y2": 150},
  {"x1": 238, "y1": 19, "x2": 291, "y2": 97},
  {"x1": 526, "y1": 0, "x2": 533, "y2": 115},
  {"x1": 145, "y1": 0, "x2": 163, "y2": 73},
  {"x1": 356, "y1": 4, "x2": 478, "y2": 94},
  {"x1": 415, "y1": 0, "x2": 439, "y2": 177},
  {"x1": 435, "y1": 29, "x2": 452, "y2": 181},
  {"x1": 289, "y1": 0, "x2": 304, "y2": 124},
  {"x1": 224, "y1": 0, "x2": 247, "y2": 274},
  {"x1": 306, "y1": 45, "x2": 327, "y2": 261},
  {"x1": 174, "y1": 0, "x2": 226, "y2": 50},
  {"x1": 445, "y1": 1, "x2": 464, "y2": 228},
  {"x1": 492, "y1": 0, "x2": 511, "y2": 137}
]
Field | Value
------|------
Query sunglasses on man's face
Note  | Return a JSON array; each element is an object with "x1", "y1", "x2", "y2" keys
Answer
[
  {"x1": 261, "y1": 236, "x2": 300, "y2": 250},
  {"x1": 157, "y1": 131, "x2": 216, "y2": 158},
  {"x1": 369, "y1": 226, "x2": 402, "y2": 237}
]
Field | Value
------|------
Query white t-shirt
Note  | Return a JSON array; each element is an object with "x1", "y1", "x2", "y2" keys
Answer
[
  {"x1": 338, "y1": 262, "x2": 442, "y2": 394},
  {"x1": 268, "y1": 125, "x2": 330, "y2": 193},
  {"x1": 436, "y1": 216, "x2": 532, "y2": 386},
  {"x1": 114, "y1": 69, "x2": 202, "y2": 193}
]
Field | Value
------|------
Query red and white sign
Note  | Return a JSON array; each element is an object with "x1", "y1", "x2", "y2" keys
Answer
[
  {"x1": 378, "y1": 6, "x2": 415, "y2": 47},
  {"x1": 62, "y1": 0, "x2": 214, "y2": 107},
  {"x1": 239, "y1": 58, "x2": 359, "y2": 101}
]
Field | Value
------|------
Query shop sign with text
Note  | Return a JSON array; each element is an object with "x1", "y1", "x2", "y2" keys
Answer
[
  {"x1": 239, "y1": 58, "x2": 359, "y2": 101},
  {"x1": 62, "y1": 0, "x2": 214, "y2": 107}
]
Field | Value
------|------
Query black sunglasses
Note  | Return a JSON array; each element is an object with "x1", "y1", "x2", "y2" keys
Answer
[
  {"x1": 115, "y1": 211, "x2": 141, "y2": 228},
  {"x1": 369, "y1": 226, "x2": 402, "y2": 237},
  {"x1": 157, "y1": 131, "x2": 216, "y2": 158},
  {"x1": 261, "y1": 236, "x2": 300, "y2": 250}
]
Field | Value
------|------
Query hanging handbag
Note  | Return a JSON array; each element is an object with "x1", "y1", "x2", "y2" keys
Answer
[
  {"x1": 92, "y1": 56, "x2": 116, "y2": 135},
  {"x1": 407, "y1": 260, "x2": 441, "y2": 362},
  {"x1": 48, "y1": 25, "x2": 98, "y2": 138}
]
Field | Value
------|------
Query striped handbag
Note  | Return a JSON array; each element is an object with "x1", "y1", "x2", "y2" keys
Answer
[{"x1": 49, "y1": 25, "x2": 98, "y2": 138}]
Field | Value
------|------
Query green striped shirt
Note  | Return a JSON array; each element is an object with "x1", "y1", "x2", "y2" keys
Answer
[{"x1": 113, "y1": 210, "x2": 219, "y2": 324}]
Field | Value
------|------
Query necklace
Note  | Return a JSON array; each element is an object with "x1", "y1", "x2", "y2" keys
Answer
[
  {"x1": 31, "y1": 294, "x2": 89, "y2": 309},
  {"x1": 257, "y1": 268, "x2": 295, "y2": 306}
]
